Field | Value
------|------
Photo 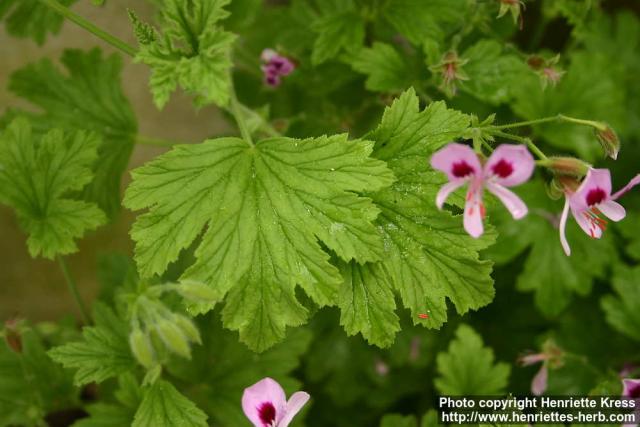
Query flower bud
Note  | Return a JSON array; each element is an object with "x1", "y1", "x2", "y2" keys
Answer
[
  {"x1": 176, "y1": 281, "x2": 217, "y2": 304},
  {"x1": 429, "y1": 51, "x2": 469, "y2": 97},
  {"x1": 498, "y1": 0, "x2": 524, "y2": 28},
  {"x1": 129, "y1": 328, "x2": 156, "y2": 369},
  {"x1": 544, "y1": 157, "x2": 591, "y2": 178},
  {"x1": 595, "y1": 124, "x2": 620, "y2": 160},
  {"x1": 174, "y1": 315, "x2": 201, "y2": 345},
  {"x1": 155, "y1": 319, "x2": 192, "y2": 359}
]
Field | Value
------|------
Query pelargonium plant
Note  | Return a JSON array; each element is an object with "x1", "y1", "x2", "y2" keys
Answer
[{"x1": 1, "y1": 0, "x2": 640, "y2": 426}]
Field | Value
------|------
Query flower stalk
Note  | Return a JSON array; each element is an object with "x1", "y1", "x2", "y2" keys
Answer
[{"x1": 57, "y1": 256, "x2": 90, "y2": 324}]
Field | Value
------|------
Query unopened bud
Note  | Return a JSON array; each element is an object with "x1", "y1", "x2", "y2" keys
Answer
[
  {"x1": 498, "y1": 0, "x2": 524, "y2": 27},
  {"x1": 129, "y1": 328, "x2": 156, "y2": 369},
  {"x1": 3, "y1": 319, "x2": 22, "y2": 353},
  {"x1": 429, "y1": 51, "x2": 469, "y2": 97},
  {"x1": 595, "y1": 124, "x2": 620, "y2": 160},
  {"x1": 544, "y1": 157, "x2": 591, "y2": 178},
  {"x1": 176, "y1": 281, "x2": 217, "y2": 304},
  {"x1": 174, "y1": 315, "x2": 201, "y2": 345},
  {"x1": 546, "y1": 179, "x2": 565, "y2": 200},
  {"x1": 155, "y1": 320, "x2": 191, "y2": 359}
]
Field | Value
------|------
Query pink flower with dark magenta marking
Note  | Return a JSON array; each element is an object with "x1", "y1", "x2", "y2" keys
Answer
[
  {"x1": 431, "y1": 143, "x2": 534, "y2": 238},
  {"x1": 559, "y1": 168, "x2": 640, "y2": 255},
  {"x1": 242, "y1": 377, "x2": 310, "y2": 427}
]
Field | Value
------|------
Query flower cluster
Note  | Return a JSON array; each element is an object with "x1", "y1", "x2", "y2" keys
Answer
[
  {"x1": 431, "y1": 139, "x2": 640, "y2": 255},
  {"x1": 261, "y1": 49, "x2": 296, "y2": 87}
]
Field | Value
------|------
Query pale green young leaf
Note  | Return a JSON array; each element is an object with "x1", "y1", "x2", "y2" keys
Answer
[
  {"x1": 380, "y1": 414, "x2": 417, "y2": 427},
  {"x1": 133, "y1": 0, "x2": 236, "y2": 108},
  {"x1": 7, "y1": 48, "x2": 138, "y2": 218},
  {"x1": 459, "y1": 40, "x2": 530, "y2": 105},
  {"x1": 133, "y1": 380, "x2": 208, "y2": 427},
  {"x1": 435, "y1": 324, "x2": 510, "y2": 395},
  {"x1": 486, "y1": 182, "x2": 617, "y2": 317},
  {"x1": 124, "y1": 135, "x2": 394, "y2": 351},
  {"x1": 311, "y1": 0, "x2": 364, "y2": 65},
  {"x1": 0, "y1": 327, "x2": 76, "y2": 427},
  {"x1": 167, "y1": 314, "x2": 311, "y2": 426},
  {"x1": 0, "y1": 0, "x2": 76, "y2": 44},
  {"x1": 48, "y1": 303, "x2": 134, "y2": 386},
  {"x1": 601, "y1": 265, "x2": 640, "y2": 341},
  {"x1": 0, "y1": 118, "x2": 106, "y2": 259},
  {"x1": 383, "y1": 0, "x2": 466, "y2": 44},
  {"x1": 337, "y1": 89, "x2": 495, "y2": 347},
  {"x1": 350, "y1": 43, "x2": 410, "y2": 92}
]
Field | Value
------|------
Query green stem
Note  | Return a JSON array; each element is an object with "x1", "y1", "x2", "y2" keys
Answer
[
  {"x1": 238, "y1": 104, "x2": 280, "y2": 137},
  {"x1": 228, "y1": 81, "x2": 254, "y2": 147},
  {"x1": 57, "y1": 256, "x2": 90, "y2": 324},
  {"x1": 491, "y1": 130, "x2": 548, "y2": 161},
  {"x1": 136, "y1": 136, "x2": 184, "y2": 147},
  {"x1": 487, "y1": 114, "x2": 605, "y2": 131},
  {"x1": 38, "y1": 0, "x2": 137, "y2": 57}
]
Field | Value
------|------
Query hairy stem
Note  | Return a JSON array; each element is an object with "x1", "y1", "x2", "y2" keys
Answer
[
  {"x1": 487, "y1": 114, "x2": 605, "y2": 131},
  {"x1": 57, "y1": 256, "x2": 90, "y2": 324},
  {"x1": 491, "y1": 130, "x2": 548, "y2": 160},
  {"x1": 38, "y1": 0, "x2": 137, "y2": 57},
  {"x1": 229, "y1": 82, "x2": 254, "y2": 147}
]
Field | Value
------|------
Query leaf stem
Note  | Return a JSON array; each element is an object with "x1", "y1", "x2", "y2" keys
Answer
[
  {"x1": 57, "y1": 256, "x2": 90, "y2": 324},
  {"x1": 487, "y1": 114, "x2": 605, "y2": 131},
  {"x1": 490, "y1": 130, "x2": 548, "y2": 160},
  {"x1": 228, "y1": 81, "x2": 254, "y2": 147},
  {"x1": 38, "y1": 0, "x2": 137, "y2": 57}
]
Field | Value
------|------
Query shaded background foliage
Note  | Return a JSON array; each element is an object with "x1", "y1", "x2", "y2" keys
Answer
[{"x1": 1, "y1": 0, "x2": 640, "y2": 426}]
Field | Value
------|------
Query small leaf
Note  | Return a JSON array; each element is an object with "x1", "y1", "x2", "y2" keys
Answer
[
  {"x1": 311, "y1": 1, "x2": 364, "y2": 65},
  {"x1": 0, "y1": 118, "x2": 106, "y2": 259},
  {"x1": 435, "y1": 324, "x2": 510, "y2": 395},
  {"x1": 132, "y1": 0, "x2": 236, "y2": 108},
  {"x1": 133, "y1": 380, "x2": 208, "y2": 427},
  {"x1": 49, "y1": 304, "x2": 134, "y2": 386},
  {"x1": 0, "y1": 0, "x2": 76, "y2": 44},
  {"x1": 350, "y1": 43, "x2": 410, "y2": 92}
]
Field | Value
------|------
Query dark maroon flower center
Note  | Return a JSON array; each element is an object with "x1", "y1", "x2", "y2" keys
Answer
[
  {"x1": 586, "y1": 188, "x2": 607, "y2": 206},
  {"x1": 628, "y1": 382, "x2": 640, "y2": 399},
  {"x1": 492, "y1": 159, "x2": 514, "y2": 178},
  {"x1": 451, "y1": 161, "x2": 475, "y2": 178},
  {"x1": 258, "y1": 402, "x2": 276, "y2": 425}
]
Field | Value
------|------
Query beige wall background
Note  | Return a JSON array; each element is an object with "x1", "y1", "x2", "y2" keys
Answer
[{"x1": 0, "y1": 0, "x2": 232, "y2": 320}]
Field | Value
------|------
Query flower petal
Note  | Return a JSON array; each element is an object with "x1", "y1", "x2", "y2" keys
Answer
[
  {"x1": 242, "y1": 378, "x2": 287, "y2": 427},
  {"x1": 599, "y1": 200, "x2": 626, "y2": 222},
  {"x1": 436, "y1": 180, "x2": 466, "y2": 209},
  {"x1": 463, "y1": 187, "x2": 484, "y2": 238},
  {"x1": 559, "y1": 198, "x2": 571, "y2": 256},
  {"x1": 572, "y1": 207, "x2": 603, "y2": 239},
  {"x1": 484, "y1": 144, "x2": 535, "y2": 187},
  {"x1": 531, "y1": 365, "x2": 548, "y2": 396},
  {"x1": 486, "y1": 183, "x2": 528, "y2": 219},
  {"x1": 571, "y1": 168, "x2": 612, "y2": 212},
  {"x1": 622, "y1": 378, "x2": 640, "y2": 398},
  {"x1": 430, "y1": 143, "x2": 481, "y2": 181},
  {"x1": 612, "y1": 174, "x2": 640, "y2": 200},
  {"x1": 278, "y1": 391, "x2": 310, "y2": 427}
]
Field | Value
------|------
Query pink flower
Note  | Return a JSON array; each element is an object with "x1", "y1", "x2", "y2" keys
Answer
[
  {"x1": 621, "y1": 379, "x2": 640, "y2": 427},
  {"x1": 431, "y1": 143, "x2": 534, "y2": 238},
  {"x1": 518, "y1": 353, "x2": 549, "y2": 396},
  {"x1": 559, "y1": 169, "x2": 640, "y2": 255},
  {"x1": 242, "y1": 377, "x2": 310, "y2": 427},
  {"x1": 261, "y1": 49, "x2": 295, "y2": 87}
]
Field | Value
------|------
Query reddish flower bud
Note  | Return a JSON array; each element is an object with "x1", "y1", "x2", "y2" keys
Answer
[
  {"x1": 594, "y1": 124, "x2": 620, "y2": 160},
  {"x1": 3, "y1": 319, "x2": 22, "y2": 353},
  {"x1": 429, "y1": 51, "x2": 469, "y2": 97},
  {"x1": 544, "y1": 157, "x2": 591, "y2": 178}
]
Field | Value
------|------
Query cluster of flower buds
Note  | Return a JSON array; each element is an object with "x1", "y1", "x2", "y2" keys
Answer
[
  {"x1": 527, "y1": 54, "x2": 565, "y2": 88},
  {"x1": 429, "y1": 51, "x2": 469, "y2": 97},
  {"x1": 261, "y1": 49, "x2": 296, "y2": 87},
  {"x1": 128, "y1": 285, "x2": 203, "y2": 370}
]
